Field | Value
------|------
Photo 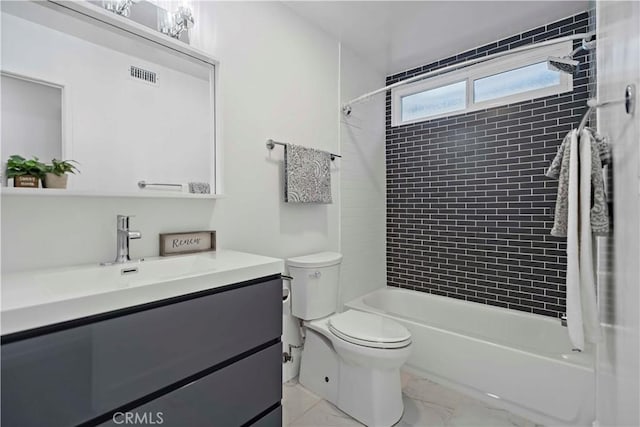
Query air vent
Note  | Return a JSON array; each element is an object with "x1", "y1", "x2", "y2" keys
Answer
[{"x1": 130, "y1": 65, "x2": 157, "y2": 85}]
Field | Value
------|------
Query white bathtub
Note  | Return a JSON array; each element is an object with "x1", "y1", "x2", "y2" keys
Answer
[{"x1": 346, "y1": 288, "x2": 595, "y2": 426}]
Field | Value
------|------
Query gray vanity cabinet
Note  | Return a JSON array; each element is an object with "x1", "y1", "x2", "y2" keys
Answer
[
  {"x1": 99, "y1": 344, "x2": 282, "y2": 427},
  {"x1": 1, "y1": 275, "x2": 283, "y2": 427}
]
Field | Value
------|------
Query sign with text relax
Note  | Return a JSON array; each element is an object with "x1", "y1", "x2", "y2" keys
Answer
[{"x1": 159, "y1": 231, "x2": 216, "y2": 256}]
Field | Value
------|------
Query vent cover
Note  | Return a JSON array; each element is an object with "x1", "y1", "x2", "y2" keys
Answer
[{"x1": 130, "y1": 65, "x2": 157, "y2": 85}]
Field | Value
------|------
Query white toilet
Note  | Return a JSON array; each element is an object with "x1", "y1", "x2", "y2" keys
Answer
[{"x1": 288, "y1": 252, "x2": 412, "y2": 427}]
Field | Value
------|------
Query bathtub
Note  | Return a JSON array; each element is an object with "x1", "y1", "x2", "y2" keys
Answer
[{"x1": 346, "y1": 288, "x2": 594, "y2": 426}]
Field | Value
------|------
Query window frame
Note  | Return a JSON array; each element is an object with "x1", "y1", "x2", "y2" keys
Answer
[{"x1": 391, "y1": 41, "x2": 573, "y2": 127}]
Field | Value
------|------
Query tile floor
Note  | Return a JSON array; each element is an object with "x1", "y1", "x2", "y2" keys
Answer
[{"x1": 282, "y1": 370, "x2": 541, "y2": 427}]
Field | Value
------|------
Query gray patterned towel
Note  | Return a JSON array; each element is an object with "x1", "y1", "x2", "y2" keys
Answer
[
  {"x1": 284, "y1": 143, "x2": 332, "y2": 204},
  {"x1": 546, "y1": 128, "x2": 610, "y2": 236}
]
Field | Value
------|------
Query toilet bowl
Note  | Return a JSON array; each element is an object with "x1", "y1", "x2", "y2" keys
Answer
[
  {"x1": 323, "y1": 309, "x2": 412, "y2": 366},
  {"x1": 288, "y1": 252, "x2": 412, "y2": 426}
]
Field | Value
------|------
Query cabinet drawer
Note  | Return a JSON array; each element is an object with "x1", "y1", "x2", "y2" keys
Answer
[
  {"x1": 251, "y1": 406, "x2": 282, "y2": 427},
  {"x1": 1, "y1": 277, "x2": 282, "y2": 427},
  {"x1": 99, "y1": 343, "x2": 282, "y2": 427}
]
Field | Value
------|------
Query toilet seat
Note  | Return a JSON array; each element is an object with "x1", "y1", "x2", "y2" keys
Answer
[{"x1": 328, "y1": 310, "x2": 411, "y2": 349}]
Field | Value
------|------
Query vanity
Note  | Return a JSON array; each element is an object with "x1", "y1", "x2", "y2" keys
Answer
[{"x1": 1, "y1": 250, "x2": 285, "y2": 426}]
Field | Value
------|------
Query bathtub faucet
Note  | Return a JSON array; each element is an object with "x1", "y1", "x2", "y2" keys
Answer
[{"x1": 561, "y1": 313, "x2": 568, "y2": 327}]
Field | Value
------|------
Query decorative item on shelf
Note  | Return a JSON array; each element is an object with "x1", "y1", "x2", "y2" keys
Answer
[
  {"x1": 43, "y1": 159, "x2": 80, "y2": 189},
  {"x1": 104, "y1": 0, "x2": 134, "y2": 17},
  {"x1": 188, "y1": 182, "x2": 210, "y2": 194},
  {"x1": 160, "y1": 6, "x2": 195, "y2": 40},
  {"x1": 159, "y1": 231, "x2": 216, "y2": 257},
  {"x1": 100, "y1": 0, "x2": 195, "y2": 43},
  {"x1": 6, "y1": 155, "x2": 47, "y2": 188}
]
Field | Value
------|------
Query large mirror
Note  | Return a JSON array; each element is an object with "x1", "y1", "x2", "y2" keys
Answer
[{"x1": 1, "y1": 1, "x2": 216, "y2": 197}]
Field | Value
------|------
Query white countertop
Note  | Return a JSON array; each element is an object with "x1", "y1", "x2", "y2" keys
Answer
[{"x1": 1, "y1": 250, "x2": 284, "y2": 336}]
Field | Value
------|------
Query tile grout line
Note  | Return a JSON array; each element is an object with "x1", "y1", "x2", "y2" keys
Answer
[
  {"x1": 285, "y1": 384, "x2": 323, "y2": 426},
  {"x1": 287, "y1": 398, "x2": 324, "y2": 426}
]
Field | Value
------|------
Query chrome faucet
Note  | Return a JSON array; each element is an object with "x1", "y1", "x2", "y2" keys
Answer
[{"x1": 113, "y1": 215, "x2": 141, "y2": 263}]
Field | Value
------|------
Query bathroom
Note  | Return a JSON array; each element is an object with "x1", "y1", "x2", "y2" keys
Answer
[{"x1": 0, "y1": 0, "x2": 638, "y2": 426}]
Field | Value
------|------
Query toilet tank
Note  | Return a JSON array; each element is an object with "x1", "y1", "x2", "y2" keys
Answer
[{"x1": 287, "y1": 252, "x2": 343, "y2": 320}]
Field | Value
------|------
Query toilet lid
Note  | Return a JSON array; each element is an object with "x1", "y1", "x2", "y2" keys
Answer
[{"x1": 328, "y1": 310, "x2": 411, "y2": 349}]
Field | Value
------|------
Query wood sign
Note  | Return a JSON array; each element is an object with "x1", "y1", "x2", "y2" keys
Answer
[{"x1": 159, "y1": 231, "x2": 216, "y2": 256}]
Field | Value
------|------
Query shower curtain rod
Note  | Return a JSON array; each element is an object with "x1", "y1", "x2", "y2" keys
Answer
[{"x1": 341, "y1": 31, "x2": 595, "y2": 116}]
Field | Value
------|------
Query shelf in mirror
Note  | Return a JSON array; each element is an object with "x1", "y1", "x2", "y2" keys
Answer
[{"x1": 0, "y1": 187, "x2": 223, "y2": 199}]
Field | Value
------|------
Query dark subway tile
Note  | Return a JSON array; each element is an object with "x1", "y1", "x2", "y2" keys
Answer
[{"x1": 385, "y1": 12, "x2": 588, "y2": 319}]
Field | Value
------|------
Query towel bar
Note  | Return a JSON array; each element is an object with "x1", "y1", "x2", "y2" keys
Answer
[
  {"x1": 266, "y1": 139, "x2": 341, "y2": 161},
  {"x1": 138, "y1": 181, "x2": 183, "y2": 189}
]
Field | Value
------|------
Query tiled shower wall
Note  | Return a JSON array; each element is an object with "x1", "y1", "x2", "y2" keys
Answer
[{"x1": 386, "y1": 12, "x2": 592, "y2": 318}]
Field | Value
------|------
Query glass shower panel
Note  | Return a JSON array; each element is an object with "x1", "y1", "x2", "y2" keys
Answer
[{"x1": 474, "y1": 62, "x2": 561, "y2": 103}]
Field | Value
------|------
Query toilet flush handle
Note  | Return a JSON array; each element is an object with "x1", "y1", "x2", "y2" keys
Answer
[{"x1": 309, "y1": 271, "x2": 321, "y2": 279}]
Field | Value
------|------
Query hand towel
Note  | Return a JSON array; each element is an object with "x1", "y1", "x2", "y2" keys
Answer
[
  {"x1": 546, "y1": 127, "x2": 610, "y2": 237},
  {"x1": 585, "y1": 130, "x2": 610, "y2": 235},
  {"x1": 284, "y1": 143, "x2": 332, "y2": 204},
  {"x1": 586, "y1": 127, "x2": 612, "y2": 167},
  {"x1": 547, "y1": 131, "x2": 573, "y2": 237}
]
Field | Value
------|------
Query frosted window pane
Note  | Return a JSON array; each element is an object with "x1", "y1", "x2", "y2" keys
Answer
[
  {"x1": 401, "y1": 81, "x2": 466, "y2": 122},
  {"x1": 474, "y1": 62, "x2": 560, "y2": 103}
]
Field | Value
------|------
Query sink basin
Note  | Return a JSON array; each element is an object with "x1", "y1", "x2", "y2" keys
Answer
[
  {"x1": 4, "y1": 254, "x2": 225, "y2": 309},
  {"x1": 1, "y1": 250, "x2": 284, "y2": 336}
]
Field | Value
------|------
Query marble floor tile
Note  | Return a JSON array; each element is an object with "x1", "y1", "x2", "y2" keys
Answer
[
  {"x1": 283, "y1": 381, "x2": 322, "y2": 426},
  {"x1": 448, "y1": 403, "x2": 536, "y2": 427},
  {"x1": 396, "y1": 395, "x2": 452, "y2": 427},
  {"x1": 290, "y1": 400, "x2": 364, "y2": 427},
  {"x1": 284, "y1": 370, "x2": 540, "y2": 427},
  {"x1": 402, "y1": 373, "x2": 476, "y2": 411},
  {"x1": 400, "y1": 370, "x2": 413, "y2": 389}
]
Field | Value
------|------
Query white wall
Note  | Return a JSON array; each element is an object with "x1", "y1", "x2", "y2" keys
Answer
[
  {"x1": 338, "y1": 44, "x2": 386, "y2": 308},
  {"x1": 595, "y1": 1, "x2": 640, "y2": 426},
  {"x1": 193, "y1": 1, "x2": 341, "y2": 259}
]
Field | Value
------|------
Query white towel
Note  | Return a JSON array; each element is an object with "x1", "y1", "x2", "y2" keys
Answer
[
  {"x1": 578, "y1": 129, "x2": 601, "y2": 345},
  {"x1": 566, "y1": 129, "x2": 602, "y2": 350},
  {"x1": 566, "y1": 130, "x2": 583, "y2": 349}
]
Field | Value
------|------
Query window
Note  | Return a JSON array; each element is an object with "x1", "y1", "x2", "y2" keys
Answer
[
  {"x1": 401, "y1": 81, "x2": 466, "y2": 122},
  {"x1": 391, "y1": 41, "x2": 573, "y2": 126},
  {"x1": 473, "y1": 62, "x2": 560, "y2": 103}
]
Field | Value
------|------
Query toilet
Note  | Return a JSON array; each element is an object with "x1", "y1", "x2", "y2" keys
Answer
[{"x1": 288, "y1": 252, "x2": 412, "y2": 427}]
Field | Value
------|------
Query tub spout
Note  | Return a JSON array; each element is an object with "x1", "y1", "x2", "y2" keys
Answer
[{"x1": 561, "y1": 313, "x2": 568, "y2": 327}]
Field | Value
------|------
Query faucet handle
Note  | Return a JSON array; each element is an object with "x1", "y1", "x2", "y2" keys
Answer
[{"x1": 117, "y1": 214, "x2": 135, "y2": 229}]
